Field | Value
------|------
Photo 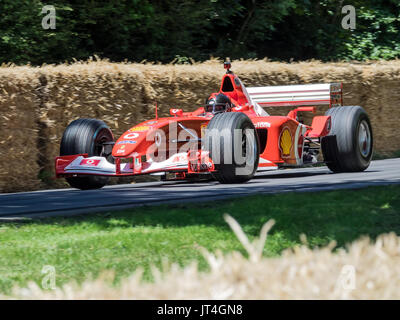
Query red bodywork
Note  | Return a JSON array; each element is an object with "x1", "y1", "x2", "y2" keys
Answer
[{"x1": 55, "y1": 70, "x2": 335, "y2": 179}]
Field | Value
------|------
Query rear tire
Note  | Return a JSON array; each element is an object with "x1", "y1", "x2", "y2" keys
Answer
[
  {"x1": 321, "y1": 106, "x2": 373, "y2": 172},
  {"x1": 60, "y1": 118, "x2": 114, "y2": 190},
  {"x1": 204, "y1": 112, "x2": 259, "y2": 183}
]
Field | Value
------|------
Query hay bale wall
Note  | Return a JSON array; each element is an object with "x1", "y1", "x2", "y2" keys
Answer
[
  {"x1": 36, "y1": 62, "x2": 148, "y2": 188},
  {"x1": 0, "y1": 60, "x2": 399, "y2": 192},
  {"x1": 0, "y1": 67, "x2": 41, "y2": 192}
]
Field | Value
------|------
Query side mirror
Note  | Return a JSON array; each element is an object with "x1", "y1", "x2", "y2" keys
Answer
[
  {"x1": 170, "y1": 108, "x2": 183, "y2": 117},
  {"x1": 233, "y1": 105, "x2": 249, "y2": 112},
  {"x1": 287, "y1": 107, "x2": 316, "y2": 119}
]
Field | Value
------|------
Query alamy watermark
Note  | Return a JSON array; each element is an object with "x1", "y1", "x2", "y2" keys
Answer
[
  {"x1": 337, "y1": 264, "x2": 356, "y2": 291},
  {"x1": 146, "y1": 123, "x2": 256, "y2": 176},
  {"x1": 41, "y1": 265, "x2": 56, "y2": 290},
  {"x1": 341, "y1": 5, "x2": 356, "y2": 30},
  {"x1": 41, "y1": 5, "x2": 56, "y2": 30},
  {"x1": 39, "y1": 5, "x2": 355, "y2": 32},
  {"x1": 117, "y1": 122, "x2": 258, "y2": 176}
]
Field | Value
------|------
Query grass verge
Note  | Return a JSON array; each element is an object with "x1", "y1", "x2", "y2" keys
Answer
[{"x1": 0, "y1": 184, "x2": 399, "y2": 294}]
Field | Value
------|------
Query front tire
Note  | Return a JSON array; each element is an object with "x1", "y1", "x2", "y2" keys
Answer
[
  {"x1": 60, "y1": 118, "x2": 114, "y2": 190},
  {"x1": 204, "y1": 112, "x2": 259, "y2": 183},
  {"x1": 321, "y1": 106, "x2": 373, "y2": 172}
]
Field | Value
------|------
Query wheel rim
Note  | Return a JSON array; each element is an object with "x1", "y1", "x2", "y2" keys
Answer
[
  {"x1": 93, "y1": 128, "x2": 114, "y2": 156},
  {"x1": 358, "y1": 120, "x2": 371, "y2": 157},
  {"x1": 241, "y1": 127, "x2": 256, "y2": 167}
]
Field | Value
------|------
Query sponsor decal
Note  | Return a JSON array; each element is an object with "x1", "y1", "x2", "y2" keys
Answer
[
  {"x1": 146, "y1": 120, "x2": 158, "y2": 125},
  {"x1": 133, "y1": 157, "x2": 142, "y2": 173},
  {"x1": 117, "y1": 140, "x2": 137, "y2": 145},
  {"x1": 279, "y1": 127, "x2": 293, "y2": 158},
  {"x1": 200, "y1": 124, "x2": 207, "y2": 138},
  {"x1": 297, "y1": 135, "x2": 304, "y2": 159},
  {"x1": 116, "y1": 145, "x2": 126, "y2": 154},
  {"x1": 172, "y1": 154, "x2": 187, "y2": 163},
  {"x1": 129, "y1": 125, "x2": 149, "y2": 132},
  {"x1": 190, "y1": 162, "x2": 211, "y2": 172},
  {"x1": 255, "y1": 122, "x2": 271, "y2": 128},
  {"x1": 80, "y1": 159, "x2": 100, "y2": 166},
  {"x1": 123, "y1": 132, "x2": 139, "y2": 139}
]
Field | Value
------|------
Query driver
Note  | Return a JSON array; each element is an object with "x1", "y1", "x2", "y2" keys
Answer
[{"x1": 205, "y1": 93, "x2": 232, "y2": 114}]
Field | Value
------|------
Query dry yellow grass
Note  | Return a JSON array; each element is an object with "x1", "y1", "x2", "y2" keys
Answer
[
  {"x1": 4, "y1": 215, "x2": 400, "y2": 300},
  {"x1": 1, "y1": 59, "x2": 400, "y2": 192},
  {"x1": 0, "y1": 66, "x2": 41, "y2": 192}
]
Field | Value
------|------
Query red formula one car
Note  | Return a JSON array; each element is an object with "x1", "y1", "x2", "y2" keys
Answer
[{"x1": 55, "y1": 61, "x2": 373, "y2": 190}]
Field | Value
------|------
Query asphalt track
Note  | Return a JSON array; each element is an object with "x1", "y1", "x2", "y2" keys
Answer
[{"x1": 1, "y1": 158, "x2": 399, "y2": 219}]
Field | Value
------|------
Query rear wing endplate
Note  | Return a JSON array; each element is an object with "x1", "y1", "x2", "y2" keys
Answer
[{"x1": 247, "y1": 83, "x2": 343, "y2": 108}]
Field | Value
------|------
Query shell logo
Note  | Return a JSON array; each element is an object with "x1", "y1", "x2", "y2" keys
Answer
[{"x1": 279, "y1": 127, "x2": 292, "y2": 158}]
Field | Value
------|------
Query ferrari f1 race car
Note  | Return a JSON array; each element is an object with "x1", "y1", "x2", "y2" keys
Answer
[{"x1": 55, "y1": 60, "x2": 373, "y2": 190}]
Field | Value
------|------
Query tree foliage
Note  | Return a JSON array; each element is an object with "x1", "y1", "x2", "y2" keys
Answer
[{"x1": 0, "y1": 0, "x2": 398, "y2": 65}]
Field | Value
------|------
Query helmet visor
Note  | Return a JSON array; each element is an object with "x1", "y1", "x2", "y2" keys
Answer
[{"x1": 205, "y1": 100, "x2": 229, "y2": 113}]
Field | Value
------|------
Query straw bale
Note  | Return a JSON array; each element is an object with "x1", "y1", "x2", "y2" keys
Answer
[
  {"x1": 36, "y1": 61, "x2": 147, "y2": 187},
  {"x1": 0, "y1": 66, "x2": 41, "y2": 192}
]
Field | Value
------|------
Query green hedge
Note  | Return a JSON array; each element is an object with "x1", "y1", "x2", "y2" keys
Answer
[{"x1": 0, "y1": 1, "x2": 399, "y2": 65}]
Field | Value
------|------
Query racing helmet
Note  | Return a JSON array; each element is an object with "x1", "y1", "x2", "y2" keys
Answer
[{"x1": 205, "y1": 93, "x2": 232, "y2": 114}]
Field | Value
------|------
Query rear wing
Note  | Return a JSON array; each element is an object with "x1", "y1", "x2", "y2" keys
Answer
[{"x1": 247, "y1": 83, "x2": 343, "y2": 108}]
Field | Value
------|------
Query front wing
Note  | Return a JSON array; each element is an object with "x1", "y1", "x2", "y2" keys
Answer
[{"x1": 55, "y1": 152, "x2": 215, "y2": 177}]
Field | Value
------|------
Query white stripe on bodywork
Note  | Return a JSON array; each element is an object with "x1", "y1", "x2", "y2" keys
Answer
[
  {"x1": 257, "y1": 166, "x2": 278, "y2": 172},
  {"x1": 143, "y1": 152, "x2": 188, "y2": 173},
  {"x1": 259, "y1": 157, "x2": 272, "y2": 164},
  {"x1": 237, "y1": 77, "x2": 269, "y2": 116},
  {"x1": 257, "y1": 157, "x2": 278, "y2": 171}
]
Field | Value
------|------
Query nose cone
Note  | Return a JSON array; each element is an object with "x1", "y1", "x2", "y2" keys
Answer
[
  {"x1": 112, "y1": 119, "x2": 167, "y2": 157},
  {"x1": 112, "y1": 122, "x2": 159, "y2": 157},
  {"x1": 112, "y1": 131, "x2": 142, "y2": 157}
]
